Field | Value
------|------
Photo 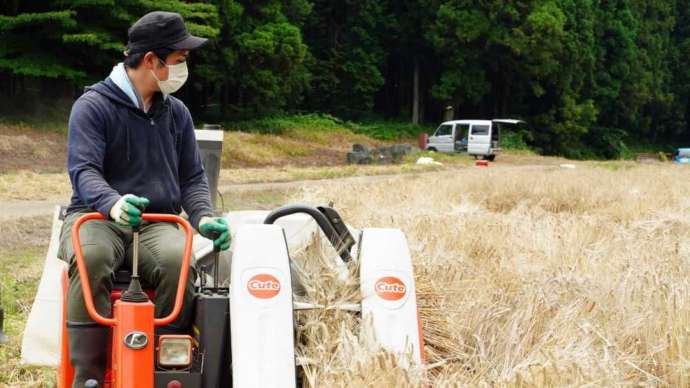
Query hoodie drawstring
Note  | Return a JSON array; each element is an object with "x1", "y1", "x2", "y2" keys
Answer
[
  {"x1": 125, "y1": 120, "x2": 131, "y2": 162},
  {"x1": 169, "y1": 105, "x2": 180, "y2": 151}
]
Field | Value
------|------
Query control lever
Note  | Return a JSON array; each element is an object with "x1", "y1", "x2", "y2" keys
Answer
[
  {"x1": 121, "y1": 224, "x2": 148, "y2": 302},
  {"x1": 208, "y1": 230, "x2": 222, "y2": 290}
]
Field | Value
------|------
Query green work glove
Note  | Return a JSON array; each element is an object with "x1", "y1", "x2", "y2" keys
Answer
[
  {"x1": 199, "y1": 217, "x2": 231, "y2": 251},
  {"x1": 109, "y1": 194, "x2": 150, "y2": 227}
]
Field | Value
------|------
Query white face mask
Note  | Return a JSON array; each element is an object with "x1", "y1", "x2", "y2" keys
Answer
[{"x1": 151, "y1": 61, "x2": 188, "y2": 94}]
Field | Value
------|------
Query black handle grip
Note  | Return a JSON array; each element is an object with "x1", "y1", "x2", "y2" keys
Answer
[{"x1": 207, "y1": 231, "x2": 222, "y2": 252}]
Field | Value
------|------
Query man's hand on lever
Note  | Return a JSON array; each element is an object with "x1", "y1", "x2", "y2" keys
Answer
[
  {"x1": 109, "y1": 194, "x2": 150, "y2": 227},
  {"x1": 199, "y1": 217, "x2": 231, "y2": 251}
]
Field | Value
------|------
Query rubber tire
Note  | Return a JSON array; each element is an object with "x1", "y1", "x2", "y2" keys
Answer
[
  {"x1": 427, "y1": 147, "x2": 437, "y2": 152},
  {"x1": 484, "y1": 155, "x2": 496, "y2": 162}
]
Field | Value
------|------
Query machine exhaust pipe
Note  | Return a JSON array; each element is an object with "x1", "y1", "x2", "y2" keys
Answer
[{"x1": 195, "y1": 124, "x2": 224, "y2": 211}]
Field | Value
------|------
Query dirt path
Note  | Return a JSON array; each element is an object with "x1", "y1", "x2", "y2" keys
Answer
[
  {"x1": 0, "y1": 163, "x2": 566, "y2": 221},
  {"x1": 0, "y1": 171, "x2": 429, "y2": 221},
  {"x1": 0, "y1": 200, "x2": 64, "y2": 221},
  {"x1": 217, "y1": 170, "x2": 424, "y2": 192}
]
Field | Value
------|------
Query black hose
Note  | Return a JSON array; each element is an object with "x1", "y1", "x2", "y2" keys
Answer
[{"x1": 264, "y1": 204, "x2": 353, "y2": 262}]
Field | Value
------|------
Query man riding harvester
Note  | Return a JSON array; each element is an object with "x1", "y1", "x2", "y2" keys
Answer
[{"x1": 59, "y1": 11, "x2": 229, "y2": 386}]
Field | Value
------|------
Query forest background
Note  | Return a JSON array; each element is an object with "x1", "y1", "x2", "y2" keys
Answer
[{"x1": 2, "y1": 0, "x2": 689, "y2": 158}]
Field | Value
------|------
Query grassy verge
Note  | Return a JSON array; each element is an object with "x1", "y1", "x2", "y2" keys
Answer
[
  {"x1": 0, "y1": 247, "x2": 55, "y2": 388},
  {"x1": 221, "y1": 130, "x2": 378, "y2": 167},
  {"x1": 222, "y1": 114, "x2": 387, "y2": 167},
  {"x1": 617, "y1": 139, "x2": 678, "y2": 160},
  {"x1": 0, "y1": 214, "x2": 55, "y2": 387},
  {"x1": 0, "y1": 171, "x2": 70, "y2": 201},
  {"x1": 0, "y1": 98, "x2": 70, "y2": 136},
  {"x1": 347, "y1": 120, "x2": 432, "y2": 141}
]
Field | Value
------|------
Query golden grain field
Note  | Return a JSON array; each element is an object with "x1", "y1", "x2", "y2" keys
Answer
[{"x1": 290, "y1": 163, "x2": 690, "y2": 386}]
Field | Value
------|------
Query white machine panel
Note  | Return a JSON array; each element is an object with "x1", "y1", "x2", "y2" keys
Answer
[
  {"x1": 231, "y1": 224, "x2": 296, "y2": 388},
  {"x1": 359, "y1": 228, "x2": 425, "y2": 366}
]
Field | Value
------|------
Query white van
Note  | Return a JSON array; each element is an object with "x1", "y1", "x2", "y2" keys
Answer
[{"x1": 426, "y1": 119, "x2": 524, "y2": 161}]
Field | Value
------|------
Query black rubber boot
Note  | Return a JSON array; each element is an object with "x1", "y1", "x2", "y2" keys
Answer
[{"x1": 67, "y1": 324, "x2": 109, "y2": 388}]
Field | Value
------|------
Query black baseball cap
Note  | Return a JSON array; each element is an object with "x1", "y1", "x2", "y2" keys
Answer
[{"x1": 125, "y1": 11, "x2": 207, "y2": 55}]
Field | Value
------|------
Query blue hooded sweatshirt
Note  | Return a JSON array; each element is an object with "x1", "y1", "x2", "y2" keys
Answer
[{"x1": 66, "y1": 64, "x2": 213, "y2": 229}]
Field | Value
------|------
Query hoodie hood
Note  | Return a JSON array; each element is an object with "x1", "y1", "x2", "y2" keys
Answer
[
  {"x1": 87, "y1": 77, "x2": 140, "y2": 111},
  {"x1": 108, "y1": 63, "x2": 141, "y2": 108},
  {"x1": 87, "y1": 63, "x2": 167, "y2": 112}
]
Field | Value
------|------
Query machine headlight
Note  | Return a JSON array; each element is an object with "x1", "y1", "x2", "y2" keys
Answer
[{"x1": 158, "y1": 335, "x2": 192, "y2": 368}]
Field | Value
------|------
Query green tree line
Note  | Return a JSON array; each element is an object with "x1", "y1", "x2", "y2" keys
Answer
[{"x1": 1, "y1": 0, "x2": 689, "y2": 157}]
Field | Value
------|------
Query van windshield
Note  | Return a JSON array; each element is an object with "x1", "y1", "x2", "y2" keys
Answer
[{"x1": 435, "y1": 124, "x2": 453, "y2": 136}]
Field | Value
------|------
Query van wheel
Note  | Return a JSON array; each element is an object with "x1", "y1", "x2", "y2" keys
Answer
[
  {"x1": 427, "y1": 147, "x2": 437, "y2": 152},
  {"x1": 484, "y1": 155, "x2": 496, "y2": 162}
]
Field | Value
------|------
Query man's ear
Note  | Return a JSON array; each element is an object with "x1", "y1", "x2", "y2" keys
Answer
[{"x1": 143, "y1": 52, "x2": 158, "y2": 70}]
